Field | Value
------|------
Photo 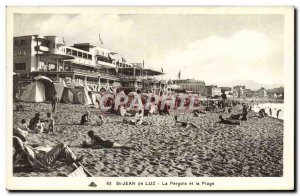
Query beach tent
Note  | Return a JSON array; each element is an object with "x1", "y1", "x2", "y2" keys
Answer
[
  {"x1": 72, "y1": 87, "x2": 93, "y2": 105},
  {"x1": 102, "y1": 88, "x2": 115, "y2": 96},
  {"x1": 89, "y1": 92, "x2": 101, "y2": 105},
  {"x1": 20, "y1": 76, "x2": 55, "y2": 102},
  {"x1": 117, "y1": 91, "x2": 126, "y2": 97},
  {"x1": 128, "y1": 91, "x2": 139, "y2": 97},
  {"x1": 54, "y1": 80, "x2": 67, "y2": 100},
  {"x1": 61, "y1": 87, "x2": 75, "y2": 103},
  {"x1": 128, "y1": 91, "x2": 143, "y2": 110}
]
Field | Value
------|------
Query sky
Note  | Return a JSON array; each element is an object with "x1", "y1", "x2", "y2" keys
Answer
[{"x1": 14, "y1": 13, "x2": 284, "y2": 85}]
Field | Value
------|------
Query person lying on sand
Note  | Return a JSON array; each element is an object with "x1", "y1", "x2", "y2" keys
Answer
[
  {"x1": 13, "y1": 134, "x2": 83, "y2": 169},
  {"x1": 219, "y1": 115, "x2": 241, "y2": 125},
  {"x1": 174, "y1": 116, "x2": 189, "y2": 127},
  {"x1": 80, "y1": 111, "x2": 90, "y2": 125},
  {"x1": 193, "y1": 109, "x2": 206, "y2": 117},
  {"x1": 174, "y1": 116, "x2": 200, "y2": 129},
  {"x1": 82, "y1": 130, "x2": 134, "y2": 150}
]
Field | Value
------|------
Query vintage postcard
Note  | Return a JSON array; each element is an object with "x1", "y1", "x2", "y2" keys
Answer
[{"x1": 6, "y1": 6, "x2": 294, "y2": 191}]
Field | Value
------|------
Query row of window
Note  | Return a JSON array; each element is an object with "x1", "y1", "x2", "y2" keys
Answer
[
  {"x1": 14, "y1": 63, "x2": 26, "y2": 71},
  {"x1": 13, "y1": 50, "x2": 26, "y2": 57},
  {"x1": 65, "y1": 48, "x2": 93, "y2": 60},
  {"x1": 14, "y1": 40, "x2": 27, "y2": 46}
]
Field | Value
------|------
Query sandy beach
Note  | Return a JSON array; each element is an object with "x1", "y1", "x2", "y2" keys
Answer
[{"x1": 13, "y1": 102, "x2": 283, "y2": 177}]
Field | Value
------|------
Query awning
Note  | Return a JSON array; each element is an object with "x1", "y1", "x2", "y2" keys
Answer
[
  {"x1": 37, "y1": 53, "x2": 75, "y2": 60},
  {"x1": 34, "y1": 76, "x2": 53, "y2": 82}
]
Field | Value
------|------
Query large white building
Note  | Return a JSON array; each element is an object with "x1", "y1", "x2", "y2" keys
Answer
[{"x1": 13, "y1": 35, "x2": 166, "y2": 93}]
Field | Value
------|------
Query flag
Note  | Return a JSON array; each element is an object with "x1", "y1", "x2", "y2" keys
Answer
[
  {"x1": 115, "y1": 60, "x2": 119, "y2": 73},
  {"x1": 108, "y1": 54, "x2": 112, "y2": 63},
  {"x1": 178, "y1": 69, "x2": 181, "y2": 79},
  {"x1": 122, "y1": 57, "x2": 126, "y2": 63},
  {"x1": 62, "y1": 37, "x2": 66, "y2": 45},
  {"x1": 99, "y1": 34, "x2": 103, "y2": 45},
  {"x1": 161, "y1": 67, "x2": 164, "y2": 72},
  {"x1": 115, "y1": 65, "x2": 119, "y2": 73}
]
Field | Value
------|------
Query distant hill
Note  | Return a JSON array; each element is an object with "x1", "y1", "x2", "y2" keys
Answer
[{"x1": 208, "y1": 80, "x2": 283, "y2": 91}]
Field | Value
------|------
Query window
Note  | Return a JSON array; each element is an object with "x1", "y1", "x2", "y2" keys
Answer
[
  {"x1": 72, "y1": 50, "x2": 77, "y2": 56},
  {"x1": 40, "y1": 41, "x2": 49, "y2": 47},
  {"x1": 88, "y1": 54, "x2": 92, "y2": 60},
  {"x1": 66, "y1": 48, "x2": 71, "y2": 55},
  {"x1": 14, "y1": 40, "x2": 20, "y2": 46},
  {"x1": 83, "y1": 53, "x2": 87, "y2": 59},
  {"x1": 15, "y1": 63, "x2": 26, "y2": 70},
  {"x1": 78, "y1": 52, "x2": 82, "y2": 57}
]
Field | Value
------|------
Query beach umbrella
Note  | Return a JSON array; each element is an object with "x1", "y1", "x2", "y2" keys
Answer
[
  {"x1": 128, "y1": 91, "x2": 141, "y2": 97},
  {"x1": 117, "y1": 91, "x2": 126, "y2": 96}
]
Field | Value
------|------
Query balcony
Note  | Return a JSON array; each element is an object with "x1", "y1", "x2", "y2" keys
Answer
[{"x1": 35, "y1": 45, "x2": 50, "y2": 52}]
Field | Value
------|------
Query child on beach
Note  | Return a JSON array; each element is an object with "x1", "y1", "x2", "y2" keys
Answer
[
  {"x1": 51, "y1": 92, "x2": 59, "y2": 113},
  {"x1": 44, "y1": 112, "x2": 55, "y2": 134},
  {"x1": 29, "y1": 113, "x2": 45, "y2": 133},
  {"x1": 80, "y1": 111, "x2": 90, "y2": 125}
]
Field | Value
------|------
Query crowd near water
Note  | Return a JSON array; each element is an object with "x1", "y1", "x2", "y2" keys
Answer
[{"x1": 252, "y1": 103, "x2": 284, "y2": 120}]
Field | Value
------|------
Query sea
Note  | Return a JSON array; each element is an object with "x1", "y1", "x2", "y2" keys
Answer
[{"x1": 252, "y1": 103, "x2": 284, "y2": 120}]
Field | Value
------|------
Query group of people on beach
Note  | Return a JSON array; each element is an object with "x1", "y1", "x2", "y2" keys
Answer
[{"x1": 13, "y1": 89, "x2": 283, "y2": 175}]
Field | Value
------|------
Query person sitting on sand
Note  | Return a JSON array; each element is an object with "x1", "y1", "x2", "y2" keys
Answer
[
  {"x1": 134, "y1": 110, "x2": 144, "y2": 125},
  {"x1": 13, "y1": 135, "x2": 83, "y2": 168},
  {"x1": 97, "y1": 114, "x2": 105, "y2": 125},
  {"x1": 119, "y1": 106, "x2": 131, "y2": 117},
  {"x1": 29, "y1": 113, "x2": 45, "y2": 133},
  {"x1": 80, "y1": 111, "x2": 90, "y2": 125},
  {"x1": 16, "y1": 119, "x2": 30, "y2": 134},
  {"x1": 258, "y1": 109, "x2": 268, "y2": 118},
  {"x1": 174, "y1": 116, "x2": 189, "y2": 127},
  {"x1": 240, "y1": 105, "x2": 248, "y2": 121},
  {"x1": 28, "y1": 113, "x2": 41, "y2": 132},
  {"x1": 123, "y1": 110, "x2": 144, "y2": 125},
  {"x1": 82, "y1": 130, "x2": 134, "y2": 149},
  {"x1": 219, "y1": 115, "x2": 241, "y2": 125},
  {"x1": 44, "y1": 112, "x2": 54, "y2": 134},
  {"x1": 223, "y1": 107, "x2": 228, "y2": 113}
]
